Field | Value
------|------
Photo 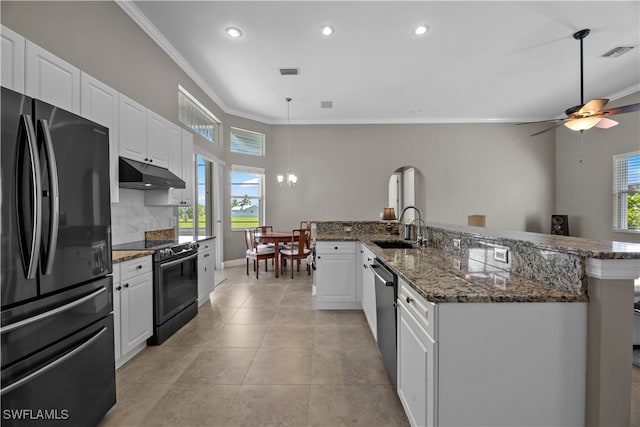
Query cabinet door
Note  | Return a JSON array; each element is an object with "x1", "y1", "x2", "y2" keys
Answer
[
  {"x1": 397, "y1": 303, "x2": 436, "y2": 427},
  {"x1": 146, "y1": 110, "x2": 169, "y2": 168},
  {"x1": 25, "y1": 40, "x2": 80, "y2": 114},
  {"x1": 167, "y1": 122, "x2": 183, "y2": 204},
  {"x1": 118, "y1": 93, "x2": 147, "y2": 163},
  {"x1": 315, "y1": 254, "x2": 357, "y2": 302},
  {"x1": 80, "y1": 72, "x2": 119, "y2": 203},
  {"x1": 112, "y1": 274, "x2": 122, "y2": 361},
  {"x1": 197, "y1": 249, "x2": 215, "y2": 303},
  {"x1": 120, "y1": 271, "x2": 153, "y2": 356},
  {"x1": 181, "y1": 129, "x2": 194, "y2": 205},
  {"x1": 360, "y1": 247, "x2": 377, "y2": 340},
  {"x1": 1, "y1": 25, "x2": 25, "y2": 93}
]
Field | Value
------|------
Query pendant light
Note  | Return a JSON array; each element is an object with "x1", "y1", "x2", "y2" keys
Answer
[{"x1": 277, "y1": 97, "x2": 298, "y2": 186}]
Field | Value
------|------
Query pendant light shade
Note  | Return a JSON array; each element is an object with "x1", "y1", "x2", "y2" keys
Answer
[{"x1": 278, "y1": 97, "x2": 298, "y2": 187}]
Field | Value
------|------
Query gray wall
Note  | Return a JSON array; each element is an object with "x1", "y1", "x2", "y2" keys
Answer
[
  {"x1": 264, "y1": 123, "x2": 556, "y2": 236},
  {"x1": 2, "y1": 1, "x2": 562, "y2": 262},
  {"x1": 555, "y1": 91, "x2": 640, "y2": 243}
]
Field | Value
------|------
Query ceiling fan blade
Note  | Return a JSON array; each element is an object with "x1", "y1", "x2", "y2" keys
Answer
[
  {"x1": 530, "y1": 122, "x2": 563, "y2": 137},
  {"x1": 599, "y1": 102, "x2": 640, "y2": 117},
  {"x1": 595, "y1": 117, "x2": 618, "y2": 129},
  {"x1": 578, "y1": 99, "x2": 608, "y2": 115},
  {"x1": 516, "y1": 118, "x2": 564, "y2": 125}
]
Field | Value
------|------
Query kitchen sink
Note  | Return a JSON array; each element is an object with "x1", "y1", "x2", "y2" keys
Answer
[{"x1": 372, "y1": 240, "x2": 416, "y2": 249}]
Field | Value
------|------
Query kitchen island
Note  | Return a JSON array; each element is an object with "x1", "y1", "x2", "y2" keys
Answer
[{"x1": 314, "y1": 220, "x2": 640, "y2": 427}]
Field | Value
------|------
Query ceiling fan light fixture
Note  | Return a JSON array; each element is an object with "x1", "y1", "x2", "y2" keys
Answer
[{"x1": 564, "y1": 116, "x2": 601, "y2": 131}]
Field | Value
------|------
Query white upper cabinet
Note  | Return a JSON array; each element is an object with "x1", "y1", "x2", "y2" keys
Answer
[
  {"x1": 25, "y1": 40, "x2": 80, "y2": 114},
  {"x1": 1, "y1": 25, "x2": 25, "y2": 93},
  {"x1": 145, "y1": 127, "x2": 195, "y2": 206},
  {"x1": 180, "y1": 129, "x2": 194, "y2": 205},
  {"x1": 146, "y1": 109, "x2": 170, "y2": 168},
  {"x1": 80, "y1": 72, "x2": 119, "y2": 203},
  {"x1": 118, "y1": 93, "x2": 147, "y2": 163}
]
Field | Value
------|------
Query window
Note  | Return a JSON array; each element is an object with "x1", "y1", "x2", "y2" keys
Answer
[
  {"x1": 230, "y1": 127, "x2": 264, "y2": 156},
  {"x1": 178, "y1": 156, "x2": 212, "y2": 237},
  {"x1": 613, "y1": 151, "x2": 640, "y2": 232},
  {"x1": 231, "y1": 166, "x2": 264, "y2": 230},
  {"x1": 178, "y1": 85, "x2": 219, "y2": 143}
]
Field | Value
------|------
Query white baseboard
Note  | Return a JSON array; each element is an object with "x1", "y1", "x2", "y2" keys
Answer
[{"x1": 224, "y1": 258, "x2": 246, "y2": 267}]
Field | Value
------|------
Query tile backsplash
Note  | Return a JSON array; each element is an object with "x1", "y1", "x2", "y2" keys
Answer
[{"x1": 111, "y1": 189, "x2": 176, "y2": 245}]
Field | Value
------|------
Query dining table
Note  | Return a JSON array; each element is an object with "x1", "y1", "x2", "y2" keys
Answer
[{"x1": 254, "y1": 231, "x2": 295, "y2": 278}]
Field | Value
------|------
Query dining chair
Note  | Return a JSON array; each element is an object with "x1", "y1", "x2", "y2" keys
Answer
[
  {"x1": 279, "y1": 228, "x2": 312, "y2": 279},
  {"x1": 244, "y1": 229, "x2": 276, "y2": 278}
]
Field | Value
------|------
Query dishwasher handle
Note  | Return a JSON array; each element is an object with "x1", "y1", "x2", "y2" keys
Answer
[{"x1": 371, "y1": 263, "x2": 395, "y2": 287}]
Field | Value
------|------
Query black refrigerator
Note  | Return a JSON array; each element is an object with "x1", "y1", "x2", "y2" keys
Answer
[{"x1": 1, "y1": 87, "x2": 116, "y2": 425}]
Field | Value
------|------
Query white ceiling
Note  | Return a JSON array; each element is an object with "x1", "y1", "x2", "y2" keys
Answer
[{"x1": 127, "y1": 1, "x2": 640, "y2": 125}]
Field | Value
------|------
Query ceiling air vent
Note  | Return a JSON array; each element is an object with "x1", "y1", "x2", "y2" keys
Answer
[
  {"x1": 279, "y1": 68, "x2": 300, "y2": 76},
  {"x1": 320, "y1": 101, "x2": 333, "y2": 109},
  {"x1": 601, "y1": 46, "x2": 634, "y2": 58}
]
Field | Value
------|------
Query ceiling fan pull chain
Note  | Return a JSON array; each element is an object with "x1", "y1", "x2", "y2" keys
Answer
[{"x1": 578, "y1": 130, "x2": 585, "y2": 164}]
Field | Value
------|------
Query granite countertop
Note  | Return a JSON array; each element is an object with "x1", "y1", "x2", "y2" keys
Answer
[
  {"x1": 112, "y1": 250, "x2": 154, "y2": 264},
  {"x1": 316, "y1": 232, "x2": 588, "y2": 304}
]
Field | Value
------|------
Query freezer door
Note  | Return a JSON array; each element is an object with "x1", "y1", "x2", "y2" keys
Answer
[
  {"x1": 1, "y1": 87, "x2": 40, "y2": 307},
  {"x1": 33, "y1": 99, "x2": 112, "y2": 295}
]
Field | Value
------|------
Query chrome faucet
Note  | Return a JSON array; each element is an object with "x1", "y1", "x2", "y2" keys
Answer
[{"x1": 398, "y1": 205, "x2": 425, "y2": 246}]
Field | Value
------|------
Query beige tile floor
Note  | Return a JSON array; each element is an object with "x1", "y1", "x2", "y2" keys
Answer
[
  {"x1": 100, "y1": 264, "x2": 409, "y2": 427},
  {"x1": 100, "y1": 264, "x2": 640, "y2": 427}
]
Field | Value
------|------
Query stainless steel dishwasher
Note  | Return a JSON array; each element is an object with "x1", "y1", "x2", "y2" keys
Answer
[{"x1": 371, "y1": 258, "x2": 398, "y2": 387}]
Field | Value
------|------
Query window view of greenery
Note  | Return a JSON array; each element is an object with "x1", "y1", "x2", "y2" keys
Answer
[
  {"x1": 614, "y1": 153, "x2": 640, "y2": 231},
  {"x1": 231, "y1": 170, "x2": 262, "y2": 229},
  {"x1": 179, "y1": 156, "x2": 207, "y2": 235}
]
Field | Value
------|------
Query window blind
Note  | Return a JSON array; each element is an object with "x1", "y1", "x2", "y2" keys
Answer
[
  {"x1": 613, "y1": 151, "x2": 640, "y2": 231},
  {"x1": 230, "y1": 128, "x2": 265, "y2": 156},
  {"x1": 178, "y1": 86, "x2": 219, "y2": 143}
]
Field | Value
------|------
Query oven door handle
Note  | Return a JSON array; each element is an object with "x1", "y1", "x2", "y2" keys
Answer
[{"x1": 160, "y1": 253, "x2": 198, "y2": 269}]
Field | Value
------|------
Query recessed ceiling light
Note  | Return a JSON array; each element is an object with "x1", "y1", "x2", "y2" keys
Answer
[
  {"x1": 321, "y1": 25, "x2": 334, "y2": 36},
  {"x1": 225, "y1": 27, "x2": 243, "y2": 38},
  {"x1": 415, "y1": 25, "x2": 429, "y2": 36}
]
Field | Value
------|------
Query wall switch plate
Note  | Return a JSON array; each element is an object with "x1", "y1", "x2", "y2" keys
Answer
[
  {"x1": 453, "y1": 239, "x2": 461, "y2": 249},
  {"x1": 494, "y1": 247, "x2": 509, "y2": 263}
]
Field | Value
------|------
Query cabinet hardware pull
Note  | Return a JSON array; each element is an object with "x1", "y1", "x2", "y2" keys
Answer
[
  {"x1": 124, "y1": 283, "x2": 129, "y2": 288},
  {"x1": 334, "y1": 246, "x2": 338, "y2": 250},
  {"x1": 406, "y1": 296, "x2": 414, "y2": 304},
  {"x1": 115, "y1": 286, "x2": 121, "y2": 291},
  {"x1": 137, "y1": 265, "x2": 142, "y2": 269}
]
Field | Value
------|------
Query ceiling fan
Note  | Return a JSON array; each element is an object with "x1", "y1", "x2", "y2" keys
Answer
[{"x1": 524, "y1": 28, "x2": 640, "y2": 137}]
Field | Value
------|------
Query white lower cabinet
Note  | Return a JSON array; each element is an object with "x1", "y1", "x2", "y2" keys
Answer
[
  {"x1": 396, "y1": 277, "x2": 587, "y2": 427},
  {"x1": 397, "y1": 295, "x2": 436, "y2": 427},
  {"x1": 315, "y1": 241, "x2": 359, "y2": 309},
  {"x1": 197, "y1": 239, "x2": 216, "y2": 305},
  {"x1": 359, "y1": 244, "x2": 377, "y2": 340},
  {"x1": 113, "y1": 256, "x2": 153, "y2": 368}
]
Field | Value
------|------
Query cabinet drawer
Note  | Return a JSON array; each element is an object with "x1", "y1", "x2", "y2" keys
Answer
[
  {"x1": 316, "y1": 241, "x2": 356, "y2": 254},
  {"x1": 398, "y1": 277, "x2": 437, "y2": 340},
  {"x1": 120, "y1": 256, "x2": 152, "y2": 282},
  {"x1": 198, "y1": 239, "x2": 215, "y2": 253}
]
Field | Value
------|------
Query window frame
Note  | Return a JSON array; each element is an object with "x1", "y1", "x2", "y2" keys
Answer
[
  {"x1": 230, "y1": 127, "x2": 265, "y2": 157},
  {"x1": 178, "y1": 85, "x2": 220, "y2": 144},
  {"x1": 613, "y1": 151, "x2": 640, "y2": 234},
  {"x1": 230, "y1": 165, "x2": 265, "y2": 231}
]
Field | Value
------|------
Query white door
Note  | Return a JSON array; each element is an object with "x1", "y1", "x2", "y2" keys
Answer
[
  {"x1": 1, "y1": 25, "x2": 25, "y2": 93},
  {"x1": 397, "y1": 303, "x2": 436, "y2": 427},
  {"x1": 315, "y1": 255, "x2": 357, "y2": 302},
  {"x1": 118, "y1": 93, "x2": 147, "y2": 163},
  {"x1": 80, "y1": 72, "x2": 119, "y2": 203},
  {"x1": 25, "y1": 40, "x2": 80, "y2": 114},
  {"x1": 146, "y1": 110, "x2": 169, "y2": 168}
]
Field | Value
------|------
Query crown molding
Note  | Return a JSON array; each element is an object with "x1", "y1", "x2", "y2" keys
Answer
[
  {"x1": 606, "y1": 83, "x2": 640, "y2": 101},
  {"x1": 115, "y1": 0, "x2": 231, "y2": 115}
]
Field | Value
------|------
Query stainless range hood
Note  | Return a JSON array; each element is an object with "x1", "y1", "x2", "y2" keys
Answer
[{"x1": 119, "y1": 157, "x2": 185, "y2": 190}]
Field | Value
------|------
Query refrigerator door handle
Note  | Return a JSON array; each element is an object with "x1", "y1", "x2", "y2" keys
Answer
[
  {"x1": 38, "y1": 119, "x2": 60, "y2": 275},
  {"x1": 0, "y1": 326, "x2": 107, "y2": 396},
  {"x1": 0, "y1": 286, "x2": 107, "y2": 334},
  {"x1": 18, "y1": 114, "x2": 43, "y2": 280}
]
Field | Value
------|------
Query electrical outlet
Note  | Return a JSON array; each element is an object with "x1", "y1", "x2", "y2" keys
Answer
[
  {"x1": 452, "y1": 257, "x2": 461, "y2": 270},
  {"x1": 453, "y1": 239, "x2": 461, "y2": 249},
  {"x1": 494, "y1": 247, "x2": 509, "y2": 263}
]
